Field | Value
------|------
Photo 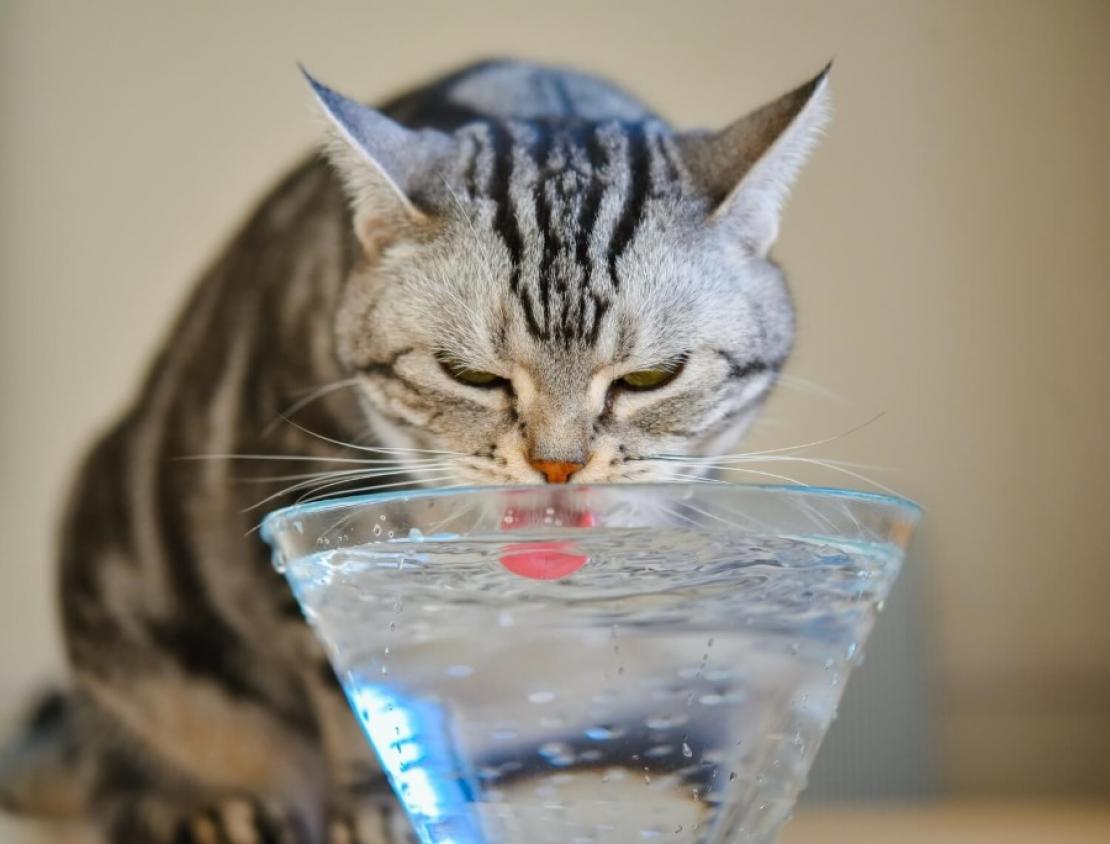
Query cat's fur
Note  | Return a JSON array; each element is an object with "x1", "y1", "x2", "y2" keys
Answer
[{"x1": 0, "y1": 59, "x2": 828, "y2": 842}]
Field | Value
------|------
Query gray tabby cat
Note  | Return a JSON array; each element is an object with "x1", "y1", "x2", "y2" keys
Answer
[{"x1": 0, "y1": 59, "x2": 829, "y2": 842}]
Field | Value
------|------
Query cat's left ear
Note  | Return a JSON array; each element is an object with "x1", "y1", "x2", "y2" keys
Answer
[
  {"x1": 677, "y1": 65, "x2": 831, "y2": 257},
  {"x1": 302, "y1": 67, "x2": 455, "y2": 252}
]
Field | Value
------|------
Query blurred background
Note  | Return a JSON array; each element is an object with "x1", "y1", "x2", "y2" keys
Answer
[{"x1": 2, "y1": 0, "x2": 1108, "y2": 839}]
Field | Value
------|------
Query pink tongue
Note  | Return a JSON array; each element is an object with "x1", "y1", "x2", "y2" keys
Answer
[
  {"x1": 499, "y1": 541, "x2": 588, "y2": 580},
  {"x1": 497, "y1": 505, "x2": 594, "y2": 579}
]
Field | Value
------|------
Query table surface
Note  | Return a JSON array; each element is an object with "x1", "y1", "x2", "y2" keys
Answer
[
  {"x1": 2, "y1": 802, "x2": 1109, "y2": 843},
  {"x1": 781, "y1": 803, "x2": 1110, "y2": 843}
]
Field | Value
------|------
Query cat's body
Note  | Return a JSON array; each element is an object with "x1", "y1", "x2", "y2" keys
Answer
[{"x1": 0, "y1": 60, "x2": 829, "y2": 843}]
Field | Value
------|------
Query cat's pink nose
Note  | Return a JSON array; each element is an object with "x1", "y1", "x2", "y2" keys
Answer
[{"x1": 530, "y1": 460, "x2": 584, "y2": 484}]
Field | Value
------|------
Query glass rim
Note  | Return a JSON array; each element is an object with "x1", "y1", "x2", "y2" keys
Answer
[{"x1": 261, "y1": 482, "x2": 922, "y2": 544}]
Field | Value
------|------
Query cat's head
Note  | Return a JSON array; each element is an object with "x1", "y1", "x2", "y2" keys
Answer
[{"x1": 307, "y1": 66, "x2": 829, "y2": 485}]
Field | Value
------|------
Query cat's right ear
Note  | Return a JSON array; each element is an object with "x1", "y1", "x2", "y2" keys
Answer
[
  {"x1": 301, "y1": 67, "x2": 454, "y2": 253},
  {"x1": 677, "y1": 65, "x2": 831, "y2": 258}
]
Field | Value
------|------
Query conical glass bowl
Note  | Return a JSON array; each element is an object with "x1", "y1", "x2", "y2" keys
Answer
[{"x1": 262, "y1": 483, "x2": 920, "y2": 844}]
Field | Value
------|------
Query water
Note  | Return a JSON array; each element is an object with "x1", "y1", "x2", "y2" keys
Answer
[{"x1": 286, "y1": 526, "x2": 900, "y2": 844}]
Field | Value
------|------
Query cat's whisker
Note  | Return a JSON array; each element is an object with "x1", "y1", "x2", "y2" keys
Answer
[
  {"x1": 775, "y1": 374, "x2": 851, "y2": 404},
  {"x1": 290, "y1": 465, "x2": 459, "y2": 506},
  {"x1": 734, "y1": 457, "x2": 898, "y2": 495},
  {"x1": 665, "y1": 472, "x2": 727, "y2": 485},
  {"x1": 233, "y1": 459, "x2": 451, "y2": 483},
  {"x1": 235, "y1": 468, "x2": 420, "y2": 483},
  {"x1": 295, "y1": 473, "x2": 461, "y2": 506},
  {"x1": 653, "y1": 454, "x2": 879, "y2": 470},
  {"x1": 645, "y1": 451, "x2": 897, "y2": 495},
  {"x1": 656, "y1": 412, "x2": 886, "y2": 462},
  {"x1": 180, "y1": 452, "x2": 454, "y2": 464},
  {"x1": 260, "y1": 378, "x2": 363, "y2": 437},
  {"x1": 242, "y1": 463, "x2": 459, "y2": 513},
  {"x1": 276, "y1": 414, "x2": 466, "y2": 456}
]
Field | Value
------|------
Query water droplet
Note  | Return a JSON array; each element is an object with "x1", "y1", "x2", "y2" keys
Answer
[
  {"x1": 383, "y1": 647, "x2": 390, "y2": 655},
  {"x1": 379, "y1": 666, "x2": 388, "y2": 675},
  {"x1": 528, "y1": 690, "x2": 556, "y2": 704},
  {"x1": 645, "y1": 744, "x2": 674, "y2": 758},
  {"x1": 698, "y1": 693, "x2": 724, "y2": 706},
  {"x1": 538, "y1": 741, "x2": 575, "y2": 766},
  {"x1": 729, "y1": 771, "x2": 737, "y2": 781},
  {"x1": 824, "y1": 658, "x2": 835, "y2": 670},
  {"x1": 388, "y1": 622, "x2": 396, "y2": 632},
  {"x1": 681, "y1": 742, "x2": 693, "y2": 758},
  {"x1": 407, "y1": 528, "x2": 424, "y2": 541},
  {"x1": 372, "y1": 525, "x2": 382, "y2": 536},
  {"x1": 585, "y1": 725, "x2": 625, "y2": 741},
  {"x1": 645, "y1": 714, "x2": 688, "y2": 730}
]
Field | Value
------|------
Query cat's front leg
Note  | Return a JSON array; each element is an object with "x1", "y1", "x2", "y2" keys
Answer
[
  {"x1": 324, "y1": 793, "x2": 415, "y2": 844},
  {"x1": 100, "y1": 791, "x2": 310, "y2": 844}
]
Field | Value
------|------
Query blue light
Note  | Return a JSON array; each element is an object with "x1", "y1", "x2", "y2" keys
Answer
[{"x1": 349, "y1": 683, "x2": 485, "y2": 844}]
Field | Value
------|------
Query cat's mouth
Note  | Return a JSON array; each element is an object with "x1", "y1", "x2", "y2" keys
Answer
[
  {"x1": 499, "y1": 495, "x2": 596, "y2": 532},
  {"x1": 498, "y1": 491, "x2": 594, "y2": 580}
]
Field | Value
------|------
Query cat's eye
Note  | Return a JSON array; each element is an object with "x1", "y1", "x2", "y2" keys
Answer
[
  {"x1": 438, "y1": 357, "x2": 508, "y2": 389},
  {"x1": 615, "y1": 357, "x2": 687, "y2": 392}
]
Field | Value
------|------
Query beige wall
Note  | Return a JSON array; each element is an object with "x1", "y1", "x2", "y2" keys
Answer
[{"x1": 2, "y1": 0, "x2": 1108, "y2": 797}]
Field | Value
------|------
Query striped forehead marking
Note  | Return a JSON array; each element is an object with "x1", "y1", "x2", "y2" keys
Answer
[{"x1": 468, "y1": 118, "x2": 687, "y2": 345}]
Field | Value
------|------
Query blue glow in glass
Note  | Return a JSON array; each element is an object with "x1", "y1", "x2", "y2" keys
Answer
[{"x1": 349, "y1": 683, "x2": 484, "y2": 844}]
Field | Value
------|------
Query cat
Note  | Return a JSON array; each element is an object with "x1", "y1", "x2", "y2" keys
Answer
[{"x1": 0, "y1": 59, "x2": 829, "y2": 843}]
